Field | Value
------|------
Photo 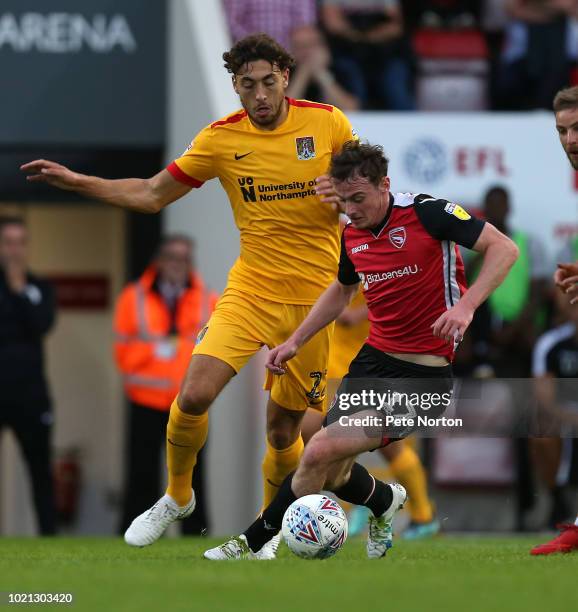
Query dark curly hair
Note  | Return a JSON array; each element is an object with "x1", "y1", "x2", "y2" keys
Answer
[
  {"x1": 223, "y1": 33, "x2": 295, "y2": 75},
  {"x1": 330, "y1": 141, "x2": 389, "y2": 186}
]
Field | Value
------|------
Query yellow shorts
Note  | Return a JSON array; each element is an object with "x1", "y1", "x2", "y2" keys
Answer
[
  {"x1": 193, "y1": 288, "x2": 333, "y2": 412},
  {"x1": 327, "y1": 323, "x2": 369, "y2": 380}
]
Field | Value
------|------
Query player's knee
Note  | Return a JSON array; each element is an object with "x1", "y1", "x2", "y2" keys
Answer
[
  {"x1": 300, "y1": 437, "x2": 332, "y2": 470},
  {"x1": 266, "y1": 404, "x2": 303, "y2": 449},
  {"x1": 178, "y1": 382, "x2": 217, "y2": 415},
  {"x1": 266, "y1": 425, "x2": 298, "y2": 449}
]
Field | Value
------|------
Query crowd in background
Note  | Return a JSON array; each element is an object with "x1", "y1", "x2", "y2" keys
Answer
[{"x1": 223, "y1": 0, "x2": 578, "y2": 111}]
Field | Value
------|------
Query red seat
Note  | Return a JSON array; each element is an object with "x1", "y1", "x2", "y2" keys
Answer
[{"x1": 413, "y1": 28, "x2": 489, "y2": 60}]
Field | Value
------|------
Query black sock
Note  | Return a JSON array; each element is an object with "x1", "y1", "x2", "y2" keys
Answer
[
  {"x1": 332, "y1": 462, "x2": 393, "y2": 517},
  {"x1": 243, "y1": 472, "x2": 297, "y2": 552}
]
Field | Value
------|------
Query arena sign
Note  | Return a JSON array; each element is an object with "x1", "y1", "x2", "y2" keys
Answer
[
  {"x1": 0, "y1": 0, "x2": 165, "y2": 146},
  {"x1": 0, "y1": 12, "x2": 136, "y2": 53},
  {"x1": 351, "y1": 112, "x2": 577, "y2": 265}
]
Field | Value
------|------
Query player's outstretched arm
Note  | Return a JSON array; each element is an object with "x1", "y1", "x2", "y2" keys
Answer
[
  {"x1": 266, "y1": 280, "x2": 358, "y2": 374},
  {"x1": 20, "y1": 160, "x2": 191, "y2": 214},
  {"x1": 431, "y1": 223, "x2": 519, "y2": 341}
]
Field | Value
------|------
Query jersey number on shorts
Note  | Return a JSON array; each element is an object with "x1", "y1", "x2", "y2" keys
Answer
[{"x1": 306, "y1": 371, "x2": 325, "y2": 401}]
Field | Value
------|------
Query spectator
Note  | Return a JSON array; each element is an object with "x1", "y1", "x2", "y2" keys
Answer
[
  {"x1": 114, "y1": 235, "x2": 218, "y2": 535},
  {"x1": 287, "y1": 25, "x2": 361, "y2": 110},
  {"x1": 320, "y1": 0, "x2": 416, "y2": 110},
  {"x1": 497, "y1": 0, "x2": 578, "y2": 110},
  {"x1": 0, "y1": 216, "x2": 57, "y2": 535},
  {"x1": 470, "y1": 186, "x2": 551, "y2": 531},
  {"x1": 473, "y1": 186, "x2": 550, "y2": 374},
  {"x1": 223, "y1": 0, "x2": 317, "y2": 51},
  {"x1": 530, "y1": 289, "x2": 578, "y2": 528}
]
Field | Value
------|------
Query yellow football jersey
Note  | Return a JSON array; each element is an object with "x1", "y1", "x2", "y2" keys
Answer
[{"x1": 167, "y1": 98, "x2": 356, "y2": 304}]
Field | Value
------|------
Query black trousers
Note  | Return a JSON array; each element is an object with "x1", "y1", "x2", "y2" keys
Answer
[
  {"x1": 119, "y1": 401, "x2": 209, "y2": 534},
  {"x1": 0, "y1": 401, "x2": 57, "y2": 535}
]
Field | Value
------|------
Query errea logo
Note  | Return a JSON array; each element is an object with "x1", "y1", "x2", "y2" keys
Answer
[{"x1": 351, "y1": 244, "x2": 368, "y2": 254}]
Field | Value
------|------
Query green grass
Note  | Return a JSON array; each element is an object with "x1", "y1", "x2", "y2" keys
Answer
[{"x1": 1, "y1": 536, "x2": 577, "y2": 612}]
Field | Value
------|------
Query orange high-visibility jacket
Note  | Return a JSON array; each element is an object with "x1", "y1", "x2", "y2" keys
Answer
[{"x1": 113, "y1": 266, "x2": 218, "y2": 410}]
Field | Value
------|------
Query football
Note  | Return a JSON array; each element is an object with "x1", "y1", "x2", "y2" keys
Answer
[{"x1": 281, "y1": 494, "x2": 348, "y2": 559}]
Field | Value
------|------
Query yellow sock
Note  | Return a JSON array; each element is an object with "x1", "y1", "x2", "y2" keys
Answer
[
  {"x1": 165, "y1": 398, "x2": 208, "y2": 507},
  {"x1": 388, "y1": 444, "x2": 433, "y2": 523},
  {"x1": 261, "y1": 436, "x2": 304, "y2": 511}
]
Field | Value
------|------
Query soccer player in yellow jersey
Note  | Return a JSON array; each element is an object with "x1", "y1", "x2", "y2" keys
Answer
[{"x1": 21, "y1": 34, "x2": 356, "y2": 553}]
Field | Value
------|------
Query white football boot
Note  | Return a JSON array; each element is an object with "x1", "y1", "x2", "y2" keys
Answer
[
  {"x1": 124, "y1": 490, "x2": 195, "y2": 547},
  {"x1": 204, "y1": 533, "x2": 281, "y2": 561},
  {"x1": 258, "y1": 533, "x2": 282, "y2": 559},
  {"x1": 367, "y1": 483, "x2": 407, "y2": 559}
]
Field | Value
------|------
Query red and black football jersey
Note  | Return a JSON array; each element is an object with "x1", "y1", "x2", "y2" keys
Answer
[{"x1": 338, "y1": 193, "x2": 485, "y2": 361}]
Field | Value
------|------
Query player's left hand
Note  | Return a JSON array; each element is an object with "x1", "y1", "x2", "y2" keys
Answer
[
  {"x1": 266, "y1": 340, "x2": 299, "y2": 375},
  {"x1": 431, "y1": 301, "x2": 474, "y2": 343},
  {"x1": 315, "y1": 174, "x2": 343, "y2": 212}
]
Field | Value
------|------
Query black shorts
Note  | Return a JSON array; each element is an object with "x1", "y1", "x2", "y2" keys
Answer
[{"x1": 324, "y1": 343, "x2": 454, "y2": 447}]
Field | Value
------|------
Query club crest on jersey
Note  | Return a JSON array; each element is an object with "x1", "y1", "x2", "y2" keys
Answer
[
  {"x1": 296, "y1": 136, "x2": 316, "y2": 160},
  {"x1": 444, "y1": 202, "x2": 471, "y2": 221},
  {"x1": 388, "y1": 226, "x2": 406, "y2": 249}
]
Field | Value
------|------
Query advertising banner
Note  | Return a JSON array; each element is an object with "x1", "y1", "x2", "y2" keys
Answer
[
  {"x1": 0, "y1": 0, "x2": 166, "y2": 147},
  {"x1": 351, "y1": 112, "x2": 578, "y2": 263}
]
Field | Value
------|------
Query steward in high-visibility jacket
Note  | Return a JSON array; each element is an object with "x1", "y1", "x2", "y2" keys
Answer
[{"x1": 113, "y1": 265, "x2": 218, "y2": 411}]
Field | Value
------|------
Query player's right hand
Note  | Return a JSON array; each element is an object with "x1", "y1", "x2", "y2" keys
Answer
[
  {"x1": 555, "y1": 263, "x2": 578, "y2": 303},
  {"x1": 20, "y1": 159, "x2": 82, "y2": 191},
  {"x1": 315, "y1": 174, "x2": 343, "y2": 212},
  {"x1": 265, "y1": 341, "x2": 299, "y2": 375},
  {"x1": 554, "y1": 262, "x2": 578, "y2": 287}
]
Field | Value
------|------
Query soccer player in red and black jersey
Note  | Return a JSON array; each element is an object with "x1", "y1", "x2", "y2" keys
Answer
[
  {"x1": 531, "y1": 85, "x2": 578, "y2": 555},
  {"x1": 205, "y1": 141, "x2": 518, "y2": 560}
]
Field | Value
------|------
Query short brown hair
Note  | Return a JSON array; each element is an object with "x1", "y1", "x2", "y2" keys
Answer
[
  {"x1": 553, "y1": 86, "x2": 578, "y2": 112},
  {"x1": 223, "y1": 33, "x2": 295, "y2": 75},
  {"x1": 156, "y1": 234, "x2": 193, "y2": 258},
  {"x1": 330, "y1": 141, "x2": 389, "y2": 186}
]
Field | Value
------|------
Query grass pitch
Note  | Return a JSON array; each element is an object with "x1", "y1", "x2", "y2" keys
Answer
[{"x1": 1, "y1": 536, "x2": 577, "y2": 612}]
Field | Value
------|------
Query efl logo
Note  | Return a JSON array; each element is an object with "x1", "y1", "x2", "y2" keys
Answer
[
  {"x1": 444, "y1": 202, "x2": 471, "y2": 221},
  {"x1": 388, "y1": 227, "x2": 406, "y2": 249}
]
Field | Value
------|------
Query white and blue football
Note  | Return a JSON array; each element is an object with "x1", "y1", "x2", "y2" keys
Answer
[{"x1": 282, "y1": 494, "x2": 348, "y2": 559}]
